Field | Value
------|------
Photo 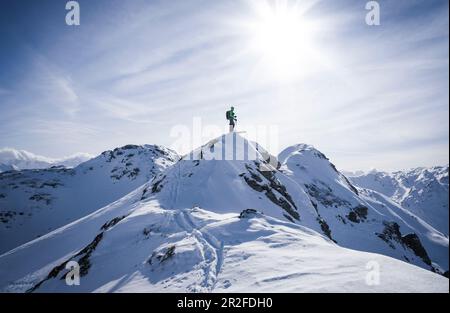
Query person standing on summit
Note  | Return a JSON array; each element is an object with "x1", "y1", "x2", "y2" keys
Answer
[{"x1": 226, "y1": 106, "x2": 237, "y2": 132}]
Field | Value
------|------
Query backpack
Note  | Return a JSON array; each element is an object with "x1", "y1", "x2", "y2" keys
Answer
[{"x1": 226, "y1": 110, "x2": 231, "y2": 120}]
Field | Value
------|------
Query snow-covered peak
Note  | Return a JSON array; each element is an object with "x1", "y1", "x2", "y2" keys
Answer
[
  {"x1": 0, "y1": 148, "x2": 93, "y2": 170},
  {"x1": 78, "y1": 144, "x2": 179, "y2": 178},
  {"x1": 141, "y1": 132, "x2": 304, "y2": 222},
  {"x1": 185, "y1": 132, "x2": 274, "y2": 164},
  {"x1": 0, "y1": 148, "x2": 54, "y2": 169},
  {"x1": 275, "y1": 143, "x2": 448, "y2": 274},
  {"x1": 57, "y1": 153, "x2": 94, "y2": 168},
  {"x1": 278, "y1": 143, "x2": 328, "y2": 165},
  {"x1": 348, "y1": 165, "x2": 449, "y2": 235},
  {"x1": 278, "y1": 143, "x2": 359, "y2": 197},
  {"x1": 0, "y1": 144, "x2": 180, "y2": 254}
]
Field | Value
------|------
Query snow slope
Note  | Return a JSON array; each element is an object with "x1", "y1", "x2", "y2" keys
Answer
[
  {"x1": 0, "y1": 190, "x2": 447, "y2": 293},
  {"x1": 139, "y1": 135, "x2": 447, "y2": 274},
  {"x1": 0, "y1": 133, "x2": 447, "y2": 292},
  {"x1": 348, "y1": 167, "x2": 449, "y2": 235},
  {"x1": 277, "y1": 144, "x2": 448, "y2": 274},
  {"x1": 0, "y1": 144, "x2": 179, "y2": 254},
  {"x1": 0, "y1": 148, "x2": 93, "y2": 170}
]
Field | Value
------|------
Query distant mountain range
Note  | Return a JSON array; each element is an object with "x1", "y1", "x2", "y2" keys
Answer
[
  {"x1": 347, "y1": 166, "x2": 449, "y2": 236},
  {"x1": 0, "y1": 148, "x2": 93, "y2": 172}
]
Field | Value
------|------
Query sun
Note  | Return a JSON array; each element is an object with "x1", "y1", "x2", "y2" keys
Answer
[{"x1": 245, "y1": 1, "x2": 319, "y2": 80}]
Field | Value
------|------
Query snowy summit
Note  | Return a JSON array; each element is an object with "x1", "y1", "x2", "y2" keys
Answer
[{"x1": 0, "y1": 133, "x2": 448, "y2": 293}]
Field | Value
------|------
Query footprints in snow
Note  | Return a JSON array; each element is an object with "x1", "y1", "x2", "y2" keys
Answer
[{"x1": 174, "y1": 210, "x2": 224, "y2": 292}]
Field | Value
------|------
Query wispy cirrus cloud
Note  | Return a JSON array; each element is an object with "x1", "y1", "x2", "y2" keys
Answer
[{"x1": 0, "y1": 0, "x2": 448, "y2": 170}]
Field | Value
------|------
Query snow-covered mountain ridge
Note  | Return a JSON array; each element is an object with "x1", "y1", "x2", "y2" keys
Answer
[
  {"x1": 347, "y1": 166, "x2": 449, "y2": 235},
  {"x1": 0, "y1": 144, "x2": 179, "y2": 253},
  {"x1": 0, "y1": 133, "x2": 447, "y2": 292}
]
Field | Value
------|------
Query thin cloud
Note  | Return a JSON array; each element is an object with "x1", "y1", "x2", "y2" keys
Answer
[{"x1": 0, "y1": 0, "x2": 447, "y2": 170}]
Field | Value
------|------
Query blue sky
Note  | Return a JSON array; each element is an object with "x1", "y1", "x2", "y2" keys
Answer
[{"x1": 0, "y1": 0, "x2": 448, "y2": 171}]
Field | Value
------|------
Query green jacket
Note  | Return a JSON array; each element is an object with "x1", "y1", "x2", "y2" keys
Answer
[{"x1": 226, "y1": 110, "x2": 236, "y2": 121}]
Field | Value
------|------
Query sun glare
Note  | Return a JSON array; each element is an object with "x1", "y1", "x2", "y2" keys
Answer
[{"x1": 246, "y1": 1, "x2": 319, "y2": 80}]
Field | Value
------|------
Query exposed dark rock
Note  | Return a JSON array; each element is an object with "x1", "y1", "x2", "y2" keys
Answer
[
  {"x1": 347, "y1": 212, "x2": 359, "y2": 223},
  {"x1": 329, "y1": 163, "x2": 339, "y2": 173},
  {"x1": 101, "y1": 215, "x2": 128, "y2": 231},
  {"x1": 141, "y1": 187, "x2": 149, "y2": 200},
  {"x1": 76, "y1": 233, "x2": 104, "y2": 276},
  {"x1": 154, "y1": 146, "x2": 173, "y2": 159},
  {"x1": 346, "y1": 205, "x2": 368, "y2": 223},
  {"x1": 239, "y1": 209, "x2": 258, "y2": 219},
  {"x1": 103, "y1": 151, "x2": 116, "y2": 162},
  {"x1": 143, "y1": 227, "x2": 151, "y2": 236},
  {"x1": 242, "y1": 163, "x2": 300, "y2": 221},
  {"x1": 256, "y1": 167, "x2": 296, "y2": 207},
  {"x1": 376, "y1": 221, "x2": 402, "y2": 249},
  {"x1": 336, "y1": 215, "x2": 347, "y2": 224},
  {"x1": 149, "y1": 245, "x2": 176, "y2": 265},
  {"x1": 157, "y1": 246, "x2": 175, "y2": 263},
  {"x1": 28, "y1": 214, "x2": 129, "y2": 292},
  {"x1": 247, "y1": 168, "x2": 263, "y2": 183},
  {"x1": 402, "y1": 234, "x2": 432, "y2": 266},
  {"x1": 19, "y1": 179, "x2": 39, "y2": 188},
  {"x1": 151, "y1": 175, "x2": 166, "y2": 193},
  {"x1": 29, "y1": 193, "x2": 51, "y2": 205},
  {"x1": 341, "y1": 175, "x2": 359, "y2": 195},
  {"x1": 27, "y1": 231, "x2": 104, "y2": 293},
  {"x1": 122, "y1": 144, "x2": 139, "y2": 150},
  {"x1": 0, "y1": 210, "x2": 18, "y2": 223},
  {"x1": 128, "y1": 168, "x2": 140, "y2": 178},
  {"x1": 376, "y1": 221, "x2": 432, "y2": 265},
  {"x1": 304, "y1": 182, "x2": 351, "y2": 208},
  {"x1": 111, "y1": 166, "x2": 141, "y2": 181},
  {"x1": 283, "y1": 214, "x2": 294, "y2": 222},
  {"x1": 317, "y1": 218, "x2": 336, "y2": 243},
  {"x1": 243, "y1": 175, "x2": 265, "y2": 192},
  {"x1": 310, "y1": 150, "x2": 328, "y2": 160},
  {"x1": 40, "y1": 180, "x2": 63, "y2": 188},
  {"x1": 310, "y1": 200, "x2": 319, "y2": 214}
]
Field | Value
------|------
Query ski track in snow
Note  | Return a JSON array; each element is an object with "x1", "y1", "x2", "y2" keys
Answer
[
  {"x1": 174, "y1": 209, "x2": 224, "y2": 292},
  {"x1": 168, "y1": 157, "x2": 225, "y2": 291}
]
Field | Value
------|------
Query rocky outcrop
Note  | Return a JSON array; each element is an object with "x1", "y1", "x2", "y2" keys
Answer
[{"x1": 376, "y1": 221, "x2": 432, "y2": 266}]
